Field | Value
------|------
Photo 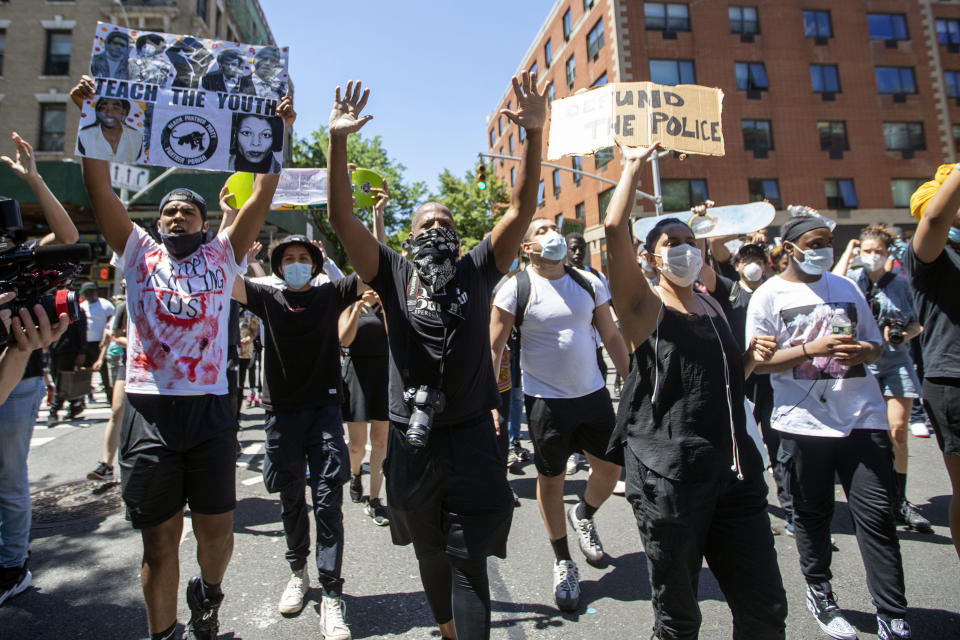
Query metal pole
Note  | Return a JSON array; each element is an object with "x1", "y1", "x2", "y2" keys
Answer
[{"x1": 649, "y1": 153, "x2": 664, "y2": 216}]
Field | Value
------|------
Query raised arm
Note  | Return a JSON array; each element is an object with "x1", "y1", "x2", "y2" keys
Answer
[
  {"x1": 2, "y1": 133, "x2": 79, "y2": 245},
  {"x1": 371, "y1": 182, "x2": 389, "y2": 244},
  {"x1": 603, "y1": 142, "x2": 662, "y2": 348},
  {"x1": 327, "y1": 81, "x2": 381, "y2": 282},
  {"x1": 490, "y1": 72, "x2": 548, "y2": 273},
  {"x1": 913, "y1": 165, "x2": 960, "y2": 263},
  {"x1": 225, "y1": 96, "x2": 296, "y2": 263},
  {"x1": 832, "y1": 238, "x2": 859, "y2": 276},
  {"x1": 338, "y1": 303, "x2": 363, "y2": 347}
]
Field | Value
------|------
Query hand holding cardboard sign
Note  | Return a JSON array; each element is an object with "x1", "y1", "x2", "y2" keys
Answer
[
  {"x1": 500, "y1": 71, "x2": 547, "y2": 133},
  {"x1": 329, "y1": 81, "x2": 373, "y2": 137},
  {"x1": 615, "y1": 139, "x2": 661, "y2": 167},
  {"x1": 277, "y1": 95, "x2": 296, "y2": 130},
  {"x1": 70, "y1": 75, "x2": 96, "y2": 109}
]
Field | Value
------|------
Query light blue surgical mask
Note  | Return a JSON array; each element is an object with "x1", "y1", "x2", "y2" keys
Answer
[
  {"x1": 538, "y1": 231, "x2": 567, "y2": 261},
  {"x1": 949, "y1": 226, "x2": 960, "y2": 245},
  {"x1": 790, "y1": 244, "x2": 834, "y2": 276},
  {"x1": 282, "y1": 262, "x2": 313, "y2": 290}
]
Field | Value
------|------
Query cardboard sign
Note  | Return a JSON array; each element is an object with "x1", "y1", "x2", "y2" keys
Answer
[
  {"x1": 547, "y1": 82, "x2": 724, "y2": 158},
  {"x1": 76, "y1": 22, "x2": 289, "y2": 173}
]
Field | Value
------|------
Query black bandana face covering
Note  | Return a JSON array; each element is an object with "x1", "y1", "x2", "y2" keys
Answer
[
  {"x1": 408, "y1": 226, "x2": 460, "y2": 296},
  {"x1": 160, "y1": 231, "x2": 205, "y2": 260}
]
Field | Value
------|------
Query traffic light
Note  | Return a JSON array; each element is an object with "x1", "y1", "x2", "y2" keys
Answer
[
  {"x1": 476, "y1": 162, "x2": 488, "y2": 191},
  {"x1": 92, "y1": 263, "x2": 112, "y2": 284}
]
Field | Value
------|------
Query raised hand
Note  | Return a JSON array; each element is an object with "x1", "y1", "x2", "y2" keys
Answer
[
  {"x1": 276, "y1": 95, "x2": 296, "y2": 129},
  {"x1": 70, "y1": 75, "x2": 96, "y2": 109},
  {"x1": 246, "y1": 241, "x2": 263, "y2": 264},
  {"x1": 500, "y1": 71, "x2": 547, "y2": 132},
  {"x1": 1, "y1": 133, "x2": 39, "y2": 181},
  {"x1": 310, "y1": 239, "x2": 327, "y2": 264},
  {"x1": 329, "y1": 81, "x2": 373, "y2": 136},
  {"x1": 371, "y1": 179, "x2": 389, "y2": 215},
  {"x1": 219, "y1": 185, "x2": 239, "y2": 218},
  {"x1": 616, "y1": 140, "x2": 662, "y2": 165}
]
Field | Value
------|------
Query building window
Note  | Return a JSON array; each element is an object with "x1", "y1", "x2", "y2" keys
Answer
[
  {"x1": 591, "y1": 73, "x2": 608, "y2": 87},
  {"x1": 803, "y1": 10, "x2": 832, "y2": 39},
  {"x1": 0, "y1": 29, "x2": 5, "y2": 75},
  {"x1": 882, "y1": 122, "x2": 925, "y2": 151},
  {"x1": 510, "y1": 167, "x2": 516, "y2": 186},
  {"x1": 954, "y1": 124, "x2": 960, "y2": 152},
  {"x1": 529, "y1": 61, "x2": 538, "y2": 78},
  {"x1": 662, "y1": 179, "x2": 708, "y2": 212},
  {"x1": 875, "y1": 66, "x2": 917, "y2": 94},
  {"x1": 553, "y1": 169, "x2": 562, "y2": 196},
  {"x1": 946, "y1": 71, "x2": 960, "y2": 98},
  {"x1": 563, "y1": 9, "x2": 573, "y2": 41},
  {"x1": 729, "y1": 6, "x2": 759, "y2": 35},
  {"x1": 742, "y1": 119, "x2": 773, "y2": 151},
  {"x1": 499, "y1": 148, "x2": 504, "y2": 167},
  {"x1": 508, "y1": 134, "x2": 514, "y2": 155},
  {"x1": 649, "y1": 59, "x2": 695, "y2": 86},
  {"x1": 556, "y1": 213, "x2": 564, "y2": 230},
  {"x1": 587, "y1": 19, "x2": 604, "y2": 61},
  {"x1": 38, "y1": 104, "x2": 66, "y2": 151},
  {"x1": 546, "y1": 83, "x2": 555, "y2": 105},
  {"x1": 544, "y1": 40, "x2": 552, "y2": 68},
  {"x1": 825, "y1": 179, "x2": 858, "y2": 209},
  {"x1": 645, "y1": 3, "x2": 691, "y2": 32},
  {"x1": 572, "y1": 156, "x2": 583, "y2": 185},
  {"x1": 196, "y1": 0, "x2": 208, "y2": 19},
  {"x1": 519, "y1": 126, "x2": 525, "y2": 143},
  {"x1": 575, "y1": 202, "x2": 585, "y2": 220},
  {"x1": 595, "y1": 147, "x2": 613, "y2": 170},
  {"x1": 44, "y1": 31, "x2": 72, "y2": 76},
  {"x1": 488, "y1": 129, "x2": 495, "y2": 148},
  {"x1": 891, "y1": 179, "x2": 925, "y2": 208},
  {"x1": 538, "y1": 181, "x2": 545, "y2": 207},
  {"x1": 936, "y1": 18, "x2": 960, "y2": 45},
  {"x1": 867, "y1": 13, "x2": 908, "y2": 41},
  {"x1": 566, "y1": 55, "x2": 576, "y2": 88},
  {"x1": 810, "y1": 64, "x2": 840, "y2": 93},
  {"x1": 735, "y1": 62, "x2": 769, "y2": 91},
  {"x1": 598, "y1": 187, "x2": 614, "y2": 221},
  {"x1": 817, "y1": 120, "x2": 849, "y2": 151},
  {"x1": 498, "y1": 115, "x2": 504, "y2": 136},
  {"x1": 584, "y1": 0, "x2": 594, "y2": 10},
  {"x1": 748, "y1": 179, "x2": 781, "y2": 209}
]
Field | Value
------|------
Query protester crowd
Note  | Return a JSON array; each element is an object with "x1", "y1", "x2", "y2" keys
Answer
[{"x1": 0, "y1": 68, "x2": 958, "y2": 640}]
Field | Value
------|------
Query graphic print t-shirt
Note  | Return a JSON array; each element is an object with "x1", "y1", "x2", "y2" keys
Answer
[
  {"x1": 745, "y1": 272, "x2": 887, "y2": 437},
  {"x1": 121, "y1": 225, "x2": 244, "y2": 395}
]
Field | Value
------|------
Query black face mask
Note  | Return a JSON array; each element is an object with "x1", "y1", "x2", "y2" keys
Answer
[
  {"x1": 408, "y1": 227, "x2": 460, "y2": 296},
  {"x1": 160, "y1": 231, "x2": 204, "y2": 260}
]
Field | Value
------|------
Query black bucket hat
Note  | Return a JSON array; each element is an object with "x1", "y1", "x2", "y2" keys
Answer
[{"x1": 269, "y1": 234, "x2": 323, "y2": 277}]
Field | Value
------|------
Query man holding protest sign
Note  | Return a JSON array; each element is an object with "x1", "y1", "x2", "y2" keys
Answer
[{"x1": 71, "y1": 74, "x2": 295, "y2": 640}]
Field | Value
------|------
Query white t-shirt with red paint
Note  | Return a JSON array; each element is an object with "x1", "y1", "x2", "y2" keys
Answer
[{"x1": 120, "y1": 225, "x2": 244, "y2": 396}]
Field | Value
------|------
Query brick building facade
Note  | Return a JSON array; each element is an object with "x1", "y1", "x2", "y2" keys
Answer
[{"x1": 487, "y1": 0, "x2": 960, "y2": 269}]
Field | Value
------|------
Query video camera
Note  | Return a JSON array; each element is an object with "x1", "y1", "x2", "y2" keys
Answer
[
  {"x1": 0, "y1": 197, "x2": 89, "y2": 343},
  {"x1": 867, "y1": 288, "x2": 905, "y2": 345},
  {"x1": 402, "y1": 385, "x2": 446, "y2": 448}
]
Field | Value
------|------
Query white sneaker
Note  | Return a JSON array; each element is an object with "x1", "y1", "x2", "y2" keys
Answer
[
  {"x1": 567, "y1": 504, "x2": 605, "y2": 565},
  {"x1": 278, "y1": 566, "x2": 308, "y2": 615},
  {"x1": 320, "y1": 594, "x2": 351, "y2": 640},
  {"x1": 612, "y1": 480, "x2": 626, "y2": 496},
  {"x1": 553, "y1": 560, "x2": 580, "y2": 612},
  {"x1": 0, "y1": 567, "x2": 31, "y2": 606},
  {"x1": 909, "y1": 422, "x2": 930, "y2": 438},
  {"x1": 565, "y1": 455, "x2": 578, "y2": 475}
]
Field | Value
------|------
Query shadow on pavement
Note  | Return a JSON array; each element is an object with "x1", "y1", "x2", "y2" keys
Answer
[{"x1": 844, "y1": 606, "x2": 960, "y2": 637}]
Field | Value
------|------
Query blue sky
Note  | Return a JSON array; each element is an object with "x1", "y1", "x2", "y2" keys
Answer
[{"x1": 260, "y1": 0, "x2": 555, "y2": 192}]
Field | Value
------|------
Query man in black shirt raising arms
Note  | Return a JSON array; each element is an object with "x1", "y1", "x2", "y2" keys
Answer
[{"x1": 325, "y1": 74, "x2": 546, "y2": 640}]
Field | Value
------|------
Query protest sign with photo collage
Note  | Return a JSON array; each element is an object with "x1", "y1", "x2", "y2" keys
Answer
[{"x1": 76, "y1": 22, "x2": 289, "y2": 173}]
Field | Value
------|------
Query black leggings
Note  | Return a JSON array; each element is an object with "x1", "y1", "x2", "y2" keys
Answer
[{"x1": 418, "y1": 551, "x2": 491, "y2": 640}]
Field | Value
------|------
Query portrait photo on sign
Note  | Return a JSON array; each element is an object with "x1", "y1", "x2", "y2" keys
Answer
[
  {"x1": 229, "y1": 112, "x2": 283, "y2": 173},
  {"x1": 75, "y1": 96, "x2": 150, "y2": 165},
  {"x1": 781, "y1": 302, "x2": 867, "y2": 380}
]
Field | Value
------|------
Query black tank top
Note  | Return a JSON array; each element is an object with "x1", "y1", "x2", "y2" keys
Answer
[
  {"x1": 611, "y1": 297, "x2": 762, "y2": 482},
  {"x1": 346, "y1": 307, "x2": 388, "y2": 359}
]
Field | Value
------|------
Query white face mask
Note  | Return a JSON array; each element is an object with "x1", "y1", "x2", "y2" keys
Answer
[
  {"x1": 657, "y1": 244, "x2": 703, "y2": 287},
  {"x1": 860, "y1": 253, "x2": 885, "y2": 272},
  {"x1": 741, "y1": 262, "x2": 764, "y2": 283},
  {"x1": 791, "y1": 245, "x2": 834, "y2": 276}
]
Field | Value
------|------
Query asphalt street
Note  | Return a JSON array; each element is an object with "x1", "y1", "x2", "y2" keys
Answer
[{"x1": 1, "y1": 388, "x2": 959, "y2": 640}]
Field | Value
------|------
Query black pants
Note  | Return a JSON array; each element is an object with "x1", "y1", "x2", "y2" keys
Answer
[
  {"x1": 262, "y1": 406, "x2": 350, "y2": 596},
  {"x1": 625, "y1": 447, "x2": 787, "y2": 640},
  {"x1": 84, "y1": 341, "x2": 110, "y2": 396},
  {"x1": 50, "y1": 351, "x2": 83, "y2": 413},
  {"x1": 236, "y1": 358, "x2": 251, "y2": 416},
  {"x1": 747, "y1": 380, "x2": 793, "y2": 523},
  {"x1": 778, "y1": 430, "x2": 907, "y2": 617}
]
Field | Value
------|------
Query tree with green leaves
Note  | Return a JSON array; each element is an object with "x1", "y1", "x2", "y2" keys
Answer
[{"x1": 428, "y1": 165, "x2": 510, "y2": 251}]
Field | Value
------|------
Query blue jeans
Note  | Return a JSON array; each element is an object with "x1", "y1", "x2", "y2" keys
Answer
[
  {"x1": 0, "y1": 376, "x2": 44, "y2": 568},
  {"x1": 507, "y1": 352, "x2": 524, "y2": 444}
]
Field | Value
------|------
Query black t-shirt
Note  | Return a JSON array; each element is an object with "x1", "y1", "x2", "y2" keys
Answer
[
  {"x1": 903, "y1": 242, "x2": 960, "y2": 378},
  {"x1": 369, "y1": 237, "x2": 503, "y2": 426},
  {"x1": 243, "y1": 275, "x2": 359, "y2": 412},
  {"x1": 347, "y1": 306, "x2": 388, "y2": 359}
]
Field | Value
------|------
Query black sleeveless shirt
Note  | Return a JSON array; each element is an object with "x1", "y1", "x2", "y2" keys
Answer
[{"x1": 611, "y1": 298, "x2": 762, "y2": 482}]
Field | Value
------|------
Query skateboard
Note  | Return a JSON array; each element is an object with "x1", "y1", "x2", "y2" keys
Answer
[{"x1": 632, "y1": 201, "x2": 775, "y2": 242}]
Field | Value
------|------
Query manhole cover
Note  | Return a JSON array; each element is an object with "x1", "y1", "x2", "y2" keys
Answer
[{"x1": 31, "y1": 479, "x2": 123, "y2": 526}]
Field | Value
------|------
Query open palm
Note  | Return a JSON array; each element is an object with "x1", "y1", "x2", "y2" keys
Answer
[
  {"x1": 1, "y1": 133, "x2": 38, "y2": 179},
  {"x1": 616, "y1": 140, "x2": 662, "y2": 164},
  {"x1": 329, "y1": 81, "x2": 373, "y2": 135},
  {"x1": 501, "y1": 71, "x2": 548, "y2": 132}
]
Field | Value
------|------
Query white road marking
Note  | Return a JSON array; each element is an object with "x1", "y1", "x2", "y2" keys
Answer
[
  {"x1": 241, "y1": 476, "x2": 263, "y2": 486},
  {"x1": 30, "y1": 437, "x2": 55, "y2": 448},
  {"x1": 235, "y1": 442, "x2": 263, "y2": 467},
  {"x1": 180, "y1": 513, "x2": 194, "y2": 546}
]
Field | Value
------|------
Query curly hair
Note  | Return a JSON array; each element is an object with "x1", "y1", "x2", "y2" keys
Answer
[{"x1": 859, "y1": 224, "x2": 897, "y2": 249}]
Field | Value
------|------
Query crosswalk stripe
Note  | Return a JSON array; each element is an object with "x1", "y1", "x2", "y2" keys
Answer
[{"x1": 30, "y1": 437, "x2": 55, "y2": 448}]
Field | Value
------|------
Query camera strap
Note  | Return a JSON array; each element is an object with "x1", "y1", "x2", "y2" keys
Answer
[{"x1": 402, "y1": 269, "x2": 460, "y2": 390}]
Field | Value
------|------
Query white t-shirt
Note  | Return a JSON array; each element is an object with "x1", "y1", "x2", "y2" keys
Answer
[
  {"x1": 494, "y1": 267, "x2": 610, "y2": 398},
  {"x1": 77, "y1": 124, "x2": 143, "y2": 164},
  {"x1": 745, "y1": 272, "x2": 887, "y2": 437},
  {"x1": 121, "y1": 225, "x2": 244, "y2": 395},
  {"x1": 80, "y1": 298, "x2": 115, "y2": 343}
]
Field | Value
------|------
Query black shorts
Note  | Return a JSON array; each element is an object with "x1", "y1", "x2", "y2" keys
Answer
[
  {"x1": 384, "y1": 414, "x2": 514, "y2": 561},
  {"x1": 923, "y1": 378, "x2": 960, "y2": 457},
  {"x1": 525, "y1": 386, "x2": 618, "y2": 476},
  {"x1": 119, "y1": 393, "x2": 237, "y2": 529}
]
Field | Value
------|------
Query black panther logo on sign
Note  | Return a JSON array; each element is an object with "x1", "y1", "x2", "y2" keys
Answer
[{"x1": 160, "y1": 114, "x2": 218, "y2": 166}]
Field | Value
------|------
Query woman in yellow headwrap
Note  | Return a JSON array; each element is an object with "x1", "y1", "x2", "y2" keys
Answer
[{"x1": 903, "y1": 161, "x2": 960, "y2": 561}]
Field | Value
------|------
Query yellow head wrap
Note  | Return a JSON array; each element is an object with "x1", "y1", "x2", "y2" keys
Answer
[{"x1": 910, "y1": 164, "x2": 957, "y2": 221}]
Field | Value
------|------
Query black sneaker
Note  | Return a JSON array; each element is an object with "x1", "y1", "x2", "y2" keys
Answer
[
  {"x1": 896, "y1": 500, "x2": 933, "y2": 534},
  {"x1": 877, "y1": 614, "x2": 911, "y2": 640},
  {"x1": 349, "y1": 474, "x2": 363, "y2": 503},
  {"x1": 364, "y1": 498, "x2": 390, "y2": 526},
  {"x1": 87, "y1": 462, "x2": 114, "y2": 482},
  {"x1": 185, "y1": 575, "x2": 223, "y2": 640},
  {"x1": 0, "y1": 564, "x2": 31, "y2": 606},
  {"x1": 806, "y1": 582, "x2": 857, "y2": 640}
]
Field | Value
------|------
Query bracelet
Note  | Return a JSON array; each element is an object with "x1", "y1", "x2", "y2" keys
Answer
[{"x1": 802, "y1": 343, "x2": 813, "y2": 360}]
